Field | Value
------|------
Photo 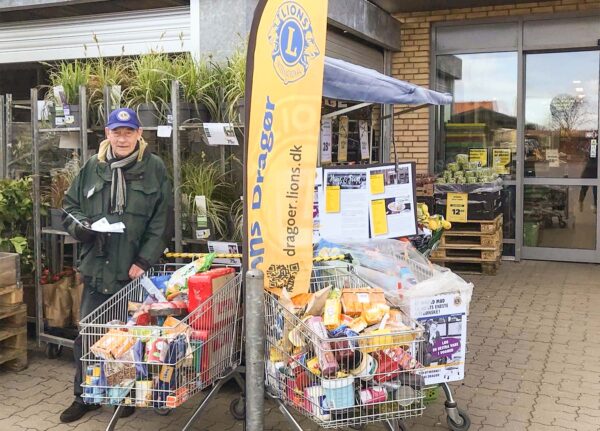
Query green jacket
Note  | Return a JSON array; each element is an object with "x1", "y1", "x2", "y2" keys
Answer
[{"x1": 63, "y1": 150, "x2": 173, "y2": 294}]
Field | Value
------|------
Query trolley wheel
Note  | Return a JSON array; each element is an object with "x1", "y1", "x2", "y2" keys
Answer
[
  {"x1": 348, "y1": 425, "x2": 366, "y2": 431},
  {"x1": 229, "y1": 397, "x2": 245, "y2": 421},
  {"x1": 559, "y1": 220, "x2": 567, "y2": 228},
  {"x1": 46, "y1": 343, "x2": 62, "y2": 359},
  {"x1": 153, "y1": 407, "x2": 172, "y2": 416},
  {"x1": 447, "y1": 408, "x2": 471, "y2": 431}
]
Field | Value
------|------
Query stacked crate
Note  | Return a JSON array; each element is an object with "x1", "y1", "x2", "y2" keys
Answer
[
  {"x1": 430, "y1": 215, "x2": 503, "y2": 275},
  {"x1": 0, "y1": 252, "x2": 27, "y2": 371}
]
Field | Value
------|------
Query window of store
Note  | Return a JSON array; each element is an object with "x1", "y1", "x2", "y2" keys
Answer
[{"x1": 434, "y1": 52, "x2": 518, "y2": 254}]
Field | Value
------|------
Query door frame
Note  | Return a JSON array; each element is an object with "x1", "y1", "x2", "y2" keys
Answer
[{"x1": 518, "y1": 48, "x2": 600, "y2": 263}]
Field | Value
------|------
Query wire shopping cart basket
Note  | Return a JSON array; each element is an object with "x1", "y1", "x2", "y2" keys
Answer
[
  {"x1": 264, "y1": 265, "x2": 427, "y2": 431},
  {"x1": 79, "y1": 263, "x2": 244, "y2": 431}
]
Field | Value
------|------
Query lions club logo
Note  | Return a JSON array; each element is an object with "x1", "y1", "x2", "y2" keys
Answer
[
  {"x1": 269, "y1": 1, "x2": 320, "y2": 84},
  {"x1": 117, "y1": 110, "x2": 130, "y2": 121}
]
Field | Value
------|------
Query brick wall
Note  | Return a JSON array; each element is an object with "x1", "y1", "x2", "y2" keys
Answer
[{"x1": 391, "y1": 0, "x2": 600, "y2": 174}]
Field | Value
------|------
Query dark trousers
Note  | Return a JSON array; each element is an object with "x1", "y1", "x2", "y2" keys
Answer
[
  {"x1": 579, "y1": 185, "x2": 598, "y2": 205},
  {"x1": 73, "y1": 278, "x2": 113, "y2": 402}
]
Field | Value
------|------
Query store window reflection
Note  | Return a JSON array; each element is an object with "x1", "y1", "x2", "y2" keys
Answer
[
  {"x1": 435, "y1": 52, "x2": 518, "y2": 179},
  {"x1": 524, "y1": 51, "x2": 599, "y2": 179}
]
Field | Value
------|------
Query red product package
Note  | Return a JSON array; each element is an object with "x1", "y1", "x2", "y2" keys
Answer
[
  {"x1": 187, "y1": 267, "x2": 236, "y2": 330},
  {"x1": 373, "y1": 351, "x2": 401, "y2": 383}
]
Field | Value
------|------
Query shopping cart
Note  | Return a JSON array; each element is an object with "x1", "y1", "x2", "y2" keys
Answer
[
  {"x1": 263, "y1": 265, "x2": 426, "y2": 431},
  {"x1": 79, "y1": 263, "x2": 244, "y2": 431}
]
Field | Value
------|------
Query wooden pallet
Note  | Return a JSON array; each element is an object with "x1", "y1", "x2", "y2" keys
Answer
[
  {"x1": 440, "y1": 229, "x2": 502, "y2": 248},
  {"x1": 430, "y1": 245, "x2": 501, "y2": 261},
  {"x1": 431, "y1": 258, "x2": 501, "y2": 275},
  {"x1": 448, "y1": 214, "x2": 503, "y2": 234},
  {"x1": 0, "y1": 285, "x2": 24, "y2": 306},
  {"x1": 0, "y1": 303, "x2": 27, "y2": 371}
]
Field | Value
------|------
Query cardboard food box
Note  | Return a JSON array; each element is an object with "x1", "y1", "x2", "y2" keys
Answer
[
  {"x1": 341, "y1": 288, "x2": 386, "y2": 317},
  {"x1": 187, "y1": 267, "x2": 236, "y2": 331}
]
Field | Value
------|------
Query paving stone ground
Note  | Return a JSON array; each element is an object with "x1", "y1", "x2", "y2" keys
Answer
[{"x1": 1, "y1": 260, "x2": 600, "y2": 431}]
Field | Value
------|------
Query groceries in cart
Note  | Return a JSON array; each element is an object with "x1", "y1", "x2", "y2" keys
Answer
[
  {"x1": 79, "y1": 253, "x2": 244, "y2": 410},
  {"x1": 265, "y1": 266, "x2": 427, "y2": 427},
  {"x1": 315, "y1": 239, "x2": 432, "y2": 304}
]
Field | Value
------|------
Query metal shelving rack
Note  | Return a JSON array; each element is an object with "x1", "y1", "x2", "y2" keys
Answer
[{"x1": 31, "y1": 85, "x2": 89, "y2": 355}]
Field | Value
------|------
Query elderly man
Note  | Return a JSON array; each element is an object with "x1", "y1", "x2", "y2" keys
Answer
[{"x1": 60, "y1": 108, "x2": 173, "y2": 423}]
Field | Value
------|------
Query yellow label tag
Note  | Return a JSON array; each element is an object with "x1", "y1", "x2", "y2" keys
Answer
[
  {"x1": 492, "y1": 149, "x2": 511, "y2": 174},
  {"x1": 370, "y1": 174, "x2": 385, "y2": 194},
  {"x1": 469, "y1": 148, "x2": 488, "y2": 167},
  {"x1": 159, "y1": 365, "x2": 174, "y2": 383},
  {"x1": 326, "y1": 186, "x2": 341, "y2": 213},
  {"x1": 446, "y1": 193, "x2": 468, "y2": 223},
  {"x1": 371, "y1": 199, "x2": 388, "y2": 235}
]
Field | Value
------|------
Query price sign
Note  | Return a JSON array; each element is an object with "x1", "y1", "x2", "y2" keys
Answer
[
  {"x1": 469, "y1": 148, "x2": 488, "y2": 167},
  {"x1": 446, "y1": 193, "x2": 468, "y2": 223}
]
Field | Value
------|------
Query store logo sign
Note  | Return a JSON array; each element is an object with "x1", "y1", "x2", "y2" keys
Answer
[{"x1": 270, "y1": 1, "x2": 320, "y2": 84}]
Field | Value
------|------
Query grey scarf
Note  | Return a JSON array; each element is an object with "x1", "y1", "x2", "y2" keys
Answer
[{"x1": 106, "y1": 144, "x2": 140, "y2": 214}]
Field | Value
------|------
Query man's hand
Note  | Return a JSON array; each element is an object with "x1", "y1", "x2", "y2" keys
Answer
[{"x1": 128, "y1": 264, "x2": 145, "y2": 279}]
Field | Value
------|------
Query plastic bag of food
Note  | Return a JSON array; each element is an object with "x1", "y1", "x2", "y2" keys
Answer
[{"x1": 165, "y1": 253, "x2": 216, "y2": 298}]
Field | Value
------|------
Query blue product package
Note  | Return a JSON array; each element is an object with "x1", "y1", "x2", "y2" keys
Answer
[
  {"x1": 147, "y1": 275, "x2": 170, "y2": 298},
  {"x1": 132, "y1": 339, "x2": 148, "y2": 379},
  {"x1": 153, "y1": 334, "x2": 187, "y2": 407}
]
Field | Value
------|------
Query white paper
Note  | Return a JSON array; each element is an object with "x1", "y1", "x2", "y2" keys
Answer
[
  {"x1": 320, "y1": 119, "x2": 332, "y2": 164},
  {"x1": 90, "y1": 217, "x2": 125, "y2": 233},
  {"x1": 359, "y1": 120, "x2": 369, "y2": 160},
  {"x1": 140, "y1": 276, "x2": 167, "y2": 302},
  {"x1": 591, "y1": 139, "x2": 597, "y2": 159},
  {"x1": 546, "y1": 149, "x2": 559, "y2": 167},
  {"x1": 59, "y1": 132, "x2": 79, "y2": 149},
  {"x1": 320, "y1": 168, "x2": 370, "y2": 241},
  {"x1": 203, "y1": 123, "x2": 239, "y2": 146},
  {"x1": 157, "y1": 125, "x2": 172, "y2": 138},
  {"x1": 313, "y1": 168, "x2": 323, "y2": 244},
  {"x1": 338, "y1": 116, "x2": 348, "y2": 162},
  {"x1": 408, "y1": 293, "x2": 467, "y2": 385},
  {"x1": 86, "y1": 186, "x2": 95, "y2": 199},
  {"x1": 368, "y1": 164, "x2": 417, "y2": 239},
  {"x1": 207, "y1": 241, "x2": 241, "y2": 266}
]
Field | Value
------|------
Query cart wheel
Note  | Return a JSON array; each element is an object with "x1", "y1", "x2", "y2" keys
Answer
[
  {"x1": 348, "y1": 425, "x2": 366, "y2": 431},
  {"x1": 153, "y1": 407, "x2": 171, "y2": 416},
  {"x1": 229, "y1": 397, "x2": 245, "y2": 421},
  {"x1": 46, "y1": 343, "x2": 62, "y2": 359},
  {"x1": 447, "y1": 408, "x2": 471, "y2": 431}
]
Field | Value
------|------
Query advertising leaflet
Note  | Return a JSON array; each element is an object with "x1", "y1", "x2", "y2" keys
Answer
[
  {"x1": 320, "y1": 119, "x2": 333, "y2": 164},
  {"x1": 407, "y1": 293, "x2": 467, "y2": 385}
]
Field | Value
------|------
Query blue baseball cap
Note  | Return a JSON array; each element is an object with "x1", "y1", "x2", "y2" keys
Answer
[{"x1": 106, "y1": 108, "x2": 141, "y2": 130}]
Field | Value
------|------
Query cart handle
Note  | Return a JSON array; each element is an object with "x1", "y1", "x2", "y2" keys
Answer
[{"x1": 163, "y1": 252, "x2": 352, "y2": 263}]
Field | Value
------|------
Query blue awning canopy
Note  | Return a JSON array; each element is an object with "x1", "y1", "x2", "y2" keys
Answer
[{"x1": 323, "y1": 57, "x2": 452, "y2": 105}]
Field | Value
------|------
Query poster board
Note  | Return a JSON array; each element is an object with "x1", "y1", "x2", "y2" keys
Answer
[
  {"x1": 492, "y1": 149, "x2": 511, "y2": 175},
  {"x1": 367, "y1": 163, "x2": 418, "y2": 239},
  {"x1": 320, "y1": 167, "x2": 370, "y2": 240},
  {"x1": 320, "y1": 163, "x2": 417, "y2": 241},
  {"x1": 407, "y1": 293, "x2": 467, "y2": 385}
]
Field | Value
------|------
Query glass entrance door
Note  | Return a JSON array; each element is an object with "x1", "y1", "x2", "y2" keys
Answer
[{"x1": 522, "y1": 50, "x2": 600, "y2": 261}]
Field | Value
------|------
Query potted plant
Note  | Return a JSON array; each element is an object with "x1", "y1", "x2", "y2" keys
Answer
[
  {"x1": 179, "y1": 153, "x2": 234, "y2": 241},
  {"x1": 45, "y1": 155, "x2": 80, "y2": 230},
  {"x1": 201, "y1": 47, "x2": 246, "y2": 124},
  {"x1": 122, "y1": 51, "x2": 172, "y2": 127},
  {"x1": 43, "y1": 59, "x2": 91, "y2": 127},
  {"x1": 169, "y1": 53, "x2": 213, "y2": 123},
  {"x1": 0, "y1": 177, "x2": 34, "y2": 275},
  {"x1": 88, "y1": 55, "x2": 131, "y2": 127}
]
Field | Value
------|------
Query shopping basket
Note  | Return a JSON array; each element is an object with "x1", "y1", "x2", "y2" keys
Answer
[
  {"x1": 264, "y1": 265, "x2": 427, "y2": 430},
  {"x1": 79, "y1": 263, "x2": 244, "y2": 431}
]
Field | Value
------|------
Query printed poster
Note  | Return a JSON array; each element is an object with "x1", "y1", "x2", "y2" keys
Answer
[
  {"x1": 244, "y1": 0, "x2": 328, "y2": 296},
  {"x1": 469, "y1": 148, "x2": 488, "y2": 167},
  {"x1": 407, "y1": 293, "x2": 468, "y2": 385},
  {"x1": 492, "y1": 148, "x2": 511, "y2": 175},
  {"x1": 320, "y1": 168, "x2": 370, "y2": 241},
  {"x1": 313, "y1": 168, "x2": 323, "y2": 244},
  {"x1": 207, "y1": 241, "x2": 241, "y2": 266},
  {"x1": 338, "y1": 116, "x2": 348, "y2": 162},
  {"x1": 368, "y1": 163, "x2": 417, "y2": 239},
  {"x1": 320, "y1": 119, "x2": 332, "y2": 164},
  {"x1": 359, "y1": 120, "x2": 369, "y2": 160}
]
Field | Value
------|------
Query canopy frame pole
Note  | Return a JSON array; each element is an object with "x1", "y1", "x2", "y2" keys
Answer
[
  {"x1": 322, "y1": 102, "x2": 372, "y2": 119},
  {"x1": 380, "y1": 103, "x2": 430, "y2": 121}
]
